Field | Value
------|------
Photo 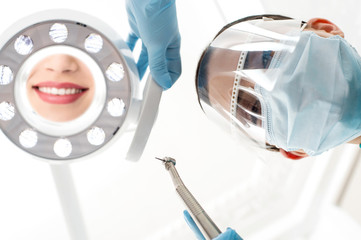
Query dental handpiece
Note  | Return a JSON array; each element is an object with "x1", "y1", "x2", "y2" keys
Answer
[{"x1": 157, "y1": 157, "x2": 221, "y2": 240}]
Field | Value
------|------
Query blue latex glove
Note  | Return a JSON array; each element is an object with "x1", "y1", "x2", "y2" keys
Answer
[
  {"x1": 125, "y1": 0, "x2": 182, "y2": 90},
  {"x1": 183, "y1": 210, "x2": 243, "y2": 240}
]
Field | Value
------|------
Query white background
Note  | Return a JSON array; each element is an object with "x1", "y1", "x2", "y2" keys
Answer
[{"x1": 0, "y1": 0, "x2": 361, "y2": 239}]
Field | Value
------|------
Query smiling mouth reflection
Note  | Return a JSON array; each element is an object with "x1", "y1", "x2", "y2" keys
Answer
[
  {"x1": 26, "y1": 53, "x2": 95, "y2": 122},
  {"x1": 31, "y1": 80, "x2": 90, "y2": 105},
  {"x1": 32, "y1": 85, "x2": 89, "y2": 105},
  {"x1": 36, "y1": 87, "x2": 87, "y2": 95}
]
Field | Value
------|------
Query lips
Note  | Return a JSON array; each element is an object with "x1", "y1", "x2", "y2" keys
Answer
[{"x1": 32, "y1": 82, "x2": 88, "y2": 104}]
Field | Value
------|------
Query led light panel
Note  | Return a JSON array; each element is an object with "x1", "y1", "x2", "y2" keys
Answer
[{"x1": 0, "y1": 18, "x2": 136, "y2": 160}]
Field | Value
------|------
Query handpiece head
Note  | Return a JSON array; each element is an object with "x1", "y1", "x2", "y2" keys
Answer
[{"x1": 155, "y1": 157, "x2": 176, "y2": 170}]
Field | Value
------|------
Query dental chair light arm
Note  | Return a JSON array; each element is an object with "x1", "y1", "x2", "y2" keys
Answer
[{"x1": 126, "y1": 76, "x2": 162, "y2": 161}]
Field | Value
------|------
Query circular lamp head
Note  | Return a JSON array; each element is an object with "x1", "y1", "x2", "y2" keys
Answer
[{"x1": 0, "y1": 9, "x2": 152, "y2": 161}]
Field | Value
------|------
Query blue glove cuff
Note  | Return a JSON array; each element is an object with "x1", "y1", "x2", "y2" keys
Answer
[{"x1": 183, "y1": 210, "x2": 206, "y2": 240}]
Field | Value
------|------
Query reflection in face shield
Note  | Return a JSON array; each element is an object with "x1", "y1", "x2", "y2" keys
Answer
[
  {"x1": 230, "y1": 50, "x2": 273, "y2": 128},
  {"x1": 197, "y1": 16, "x2": 305, "y2": 150}
]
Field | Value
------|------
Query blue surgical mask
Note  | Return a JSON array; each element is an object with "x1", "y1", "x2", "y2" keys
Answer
[{"x1": 256, "y1": 31, "x2": 361, "y2": 156}]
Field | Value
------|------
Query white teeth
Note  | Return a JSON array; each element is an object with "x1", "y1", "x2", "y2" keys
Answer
[{"x1": 38, "y1": 87, "x2": 84, "y2": 95}]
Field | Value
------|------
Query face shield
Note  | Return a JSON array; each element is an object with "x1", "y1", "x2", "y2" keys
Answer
[{"x1": 196, "y1": 17, "x2": 361, "y2": 155}]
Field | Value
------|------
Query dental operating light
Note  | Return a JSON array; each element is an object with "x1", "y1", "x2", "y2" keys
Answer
[{"x1": 0, "y1": 9, "x2": 162, "y2": 161}]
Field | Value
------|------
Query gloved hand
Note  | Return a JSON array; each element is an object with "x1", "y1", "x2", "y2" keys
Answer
[
  {"x1": 125, "y1": 0, "x2": 182, "y2": 90},
  {"x1": 183, "y1": 210, "x2": 243, "y2": 240}
]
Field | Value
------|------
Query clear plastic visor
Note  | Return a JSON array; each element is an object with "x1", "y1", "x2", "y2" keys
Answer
[{"x1": 196, "y1": 18, "x2": 306, "y2": 149}]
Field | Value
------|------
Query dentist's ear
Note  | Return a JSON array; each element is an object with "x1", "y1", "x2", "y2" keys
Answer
[
  {"x1": 306, "y1": 18, "x2": 344, "y2": 38},
  {"x1": 279, "y1": 149, "x2": 308, "y2": 160}
]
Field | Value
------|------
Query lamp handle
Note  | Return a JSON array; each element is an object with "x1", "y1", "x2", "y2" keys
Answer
[{"x1": 126, "y1": 75, "x2": 162, "y2": 161}]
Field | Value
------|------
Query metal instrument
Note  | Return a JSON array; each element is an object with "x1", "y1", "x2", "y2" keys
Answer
[{"x1": 157, "y1": 156, "x2": 221, "y2": 239}]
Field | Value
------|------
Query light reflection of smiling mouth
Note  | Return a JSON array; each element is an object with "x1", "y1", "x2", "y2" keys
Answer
[
  {"x1": 37, "y1": 87, "x2": 85, "y2": 95},
  {"x1": 32, "y1": 81, "x2": 89, "y2": 104}
]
